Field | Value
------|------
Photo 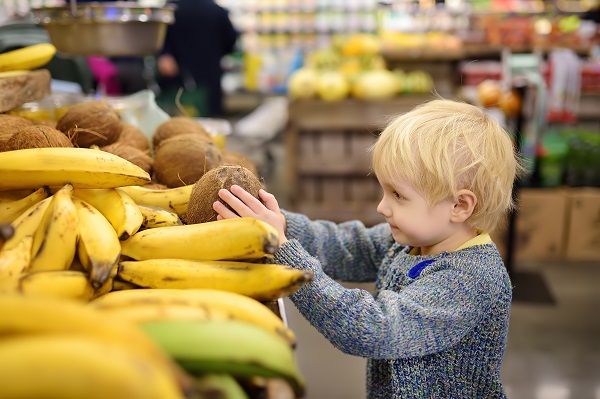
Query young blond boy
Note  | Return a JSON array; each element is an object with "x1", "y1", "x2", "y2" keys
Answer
[{"x1": 215, "y1": 99, "x2": 523, "y2": 398}]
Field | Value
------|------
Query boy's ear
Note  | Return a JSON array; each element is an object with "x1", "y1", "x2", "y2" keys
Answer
[{"x1": 451, "y1": 189, "x2": 477, "y2": 223}]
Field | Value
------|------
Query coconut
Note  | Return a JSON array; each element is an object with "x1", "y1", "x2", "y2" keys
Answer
[
  {"x1": 118, "y1": 123, "x2": 150, "y2": 153},
  {"x1": 2, "y1": 125, "x2": 74, "y2": 151},
  {"x1": 186, "y1": 165, "x2": 263, "y2": 224},
  {"x1": 152, "y1": 116, "x2": 212, "y2": 148},
  {"x1": 143, "y1": 182, "x2": 169, "y2": 190},
  {"x1": 32, "y1": 119, "x2": 58, "y2": 128},
  {"x1": 153, "y1": 134, "x2": 222, "y2": 188},
  {"x1": 0, "y1": 114, "x2": 35, "y2": 151},
  {"x1": 100, "y1": 142, "x2": 154, "y2": 174},
  {"x1": 222, "y1": 149, "x2": 259, "y2": 176},
  {"x1": 56, "y1": 100, "x2": 121, "y2": 148}
]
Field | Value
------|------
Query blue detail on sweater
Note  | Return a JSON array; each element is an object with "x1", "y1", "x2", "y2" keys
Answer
[{"x1": 407, "y1": 259, "x2": 436, "y2": 278}]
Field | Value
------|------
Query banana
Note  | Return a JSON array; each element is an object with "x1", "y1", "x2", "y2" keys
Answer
[
  {"x1": 141, "y1": 320, "x2": 305, "y2": 397},
  {"x1": 0, "y1": 235, "x2": 32, "y2": 282},
  {"x1": 120, "y1": 217, "x2": 280, "y2": 261},
  {"x1": 0, "y1": 188, "x2": 35, "y2": 202},
  {"x1": 139, "y1": 204, "x2": 183, "y2": 229},
  {"x1": 117, "y1": 259, "x2": 314, "y2": 301},
  {"x1": 73, "y1": 197, "x2": 121, "y2": 289},
  {"x1": 90, "y1": 288, "x2": 296, "y2": 346},
  {"x1": 1, "y1": 195, "x2": 52, "y2": 251},
  {"x1": 0, "y1": 43, "x2": 56, "y2": 72},
  {"x1": 0, "y1": 147, "x2": 151, "y2": 190},
  {"x1": 112, "y1": 278, "x2": 141, "y2": 291},
  {"x1": 0, "y1": 270, "x2": 95, "y2": 301},
  {"x1": 29, "y1": 184, "x2": 78, "y2": 272},
  {"x1": 97, "y1": 303, "x2": 226, "y2": 323},
  {"x1": 0, "y1": 336, "x2": 184, "y2": 399},
  {"x1": 73, "y1": 188, "x2": 143, "y2": 240},
  {"x1": 0, "y1": 186, "x2": 50, "y2": 223},
  {"x1": 0, "y1": 223, "x2": 14, "y2": 249},
  {"x1": 119, "y1": 184, "x2": 194, "y2": 217},
  {"x1": 195, "y1": 374, "x2": 249, "y2": 399},
  {"x1": 0, "y1": 294, "x2": 196, "y2": 396}
]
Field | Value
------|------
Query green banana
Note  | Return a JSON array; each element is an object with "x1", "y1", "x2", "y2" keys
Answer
[
  {"x1": 195, "y1": 374, "x2": 249, "y2": 399},
  {"x1": 141, "y1": 320, "x2": 305, "y2": 397}
]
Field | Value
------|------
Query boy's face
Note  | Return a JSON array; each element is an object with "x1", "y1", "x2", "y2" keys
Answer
[{"x1": 376, "y1": 177, "x2": 456, "y2": 255}]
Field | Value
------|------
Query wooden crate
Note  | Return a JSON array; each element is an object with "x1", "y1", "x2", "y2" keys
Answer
[{"x1": 286, "y1": 97, "x2": 434, "y2": 225}]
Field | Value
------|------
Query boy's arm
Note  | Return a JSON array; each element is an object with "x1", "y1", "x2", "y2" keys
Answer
[
  {"x1": 282, "y1": 210, "x2": 394, "y2": 282},
  {"x1": 276, "y1": 241, "x2": 510, "y2": 359}
]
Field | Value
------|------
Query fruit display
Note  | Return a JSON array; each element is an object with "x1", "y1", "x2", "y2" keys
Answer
[
  {"x1": 0, "y1": 100, "x2": 309, "y2": 397},
  {"x1": 287, "y1": 33, "x2": 435, "y2": 101}
]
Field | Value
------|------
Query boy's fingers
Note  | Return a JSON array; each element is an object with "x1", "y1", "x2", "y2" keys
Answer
[
  {"x1": 259, "y1": 189, "x2": 279, "y2": 212},
  {"x1": 213, "y1": 201, "x2": 239, "y2": 219},
  {"x1": 216, "y1": 189, "x2": 251, "y2": 216},
  {"x1": 230, "y1": 185, "x2": 267, "y2": 214}
]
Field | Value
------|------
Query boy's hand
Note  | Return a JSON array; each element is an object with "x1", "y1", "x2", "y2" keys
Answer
[{"x1": 214, "y1": 185, "x2": 288, "y2": 245}]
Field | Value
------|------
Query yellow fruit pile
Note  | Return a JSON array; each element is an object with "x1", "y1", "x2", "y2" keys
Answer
[{"x1": 0, "y1": 147, "x2": 309, "y2": 398}]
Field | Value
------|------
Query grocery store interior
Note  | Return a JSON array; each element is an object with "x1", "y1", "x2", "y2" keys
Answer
[{"x1": 1, "y1": 0, "x2": 599, "y2": 398}]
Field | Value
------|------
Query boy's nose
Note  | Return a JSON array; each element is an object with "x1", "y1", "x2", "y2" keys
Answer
[{"x1": 376, "y1": 199, "x2": 388, "y2": 217}]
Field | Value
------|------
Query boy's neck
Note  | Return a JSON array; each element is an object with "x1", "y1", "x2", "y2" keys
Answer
[{"x1": 416, "y1": 225, "x2": 479, "y2": 256}]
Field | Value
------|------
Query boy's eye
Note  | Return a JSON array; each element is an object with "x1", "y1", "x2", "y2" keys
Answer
[{"x1": 392, "y1": 191, "x2": 404, "y2": 200}]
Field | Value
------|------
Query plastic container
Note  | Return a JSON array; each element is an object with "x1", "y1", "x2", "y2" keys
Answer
[{"x1": 194, "y1": 118, "x2": 232, "y2": 150}]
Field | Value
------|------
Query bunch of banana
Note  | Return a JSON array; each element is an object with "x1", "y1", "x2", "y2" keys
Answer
[
  {"x1": 0, "y1": 294, "x2": 194, "y2": 397},
  {"x1": 0, "y1": 147, "x2": 151, "y2": 190},
  {"x1": 0, "y1": 43, "x2": 56, "y2": 72},
  {"x1": 142, "y1": 319, "x2": 305, "y2": 397},
  {"x1": 0, "y1": 186, "x2": 50, "y2": 223},
  {"x1": 120, "y1": 217, "x2": 280, "y2": 261},
  {"x1": 90, "y1": 288, "x2": 296, "y2": 346},
  {"x1": 73, "y1": 188, "x2": 143, "y2": 240},
  {"x1": 119, "y1": 184, "x2": 193, "y2": 217},
  {"x1": 117, "y1": 259, "x2": 314, "y2": 301}
]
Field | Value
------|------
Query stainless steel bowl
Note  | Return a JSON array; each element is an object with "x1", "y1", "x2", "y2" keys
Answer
[{"x1": 31, "y1": 2, "x2": 175, "y2": 56}]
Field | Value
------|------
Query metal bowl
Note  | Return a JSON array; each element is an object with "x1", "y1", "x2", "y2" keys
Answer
[{"x1": 31, "y1": 2, "x2": 175, "y2": 56}]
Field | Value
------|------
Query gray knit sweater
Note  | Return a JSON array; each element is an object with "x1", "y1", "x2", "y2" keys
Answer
[{"x1": 274, "y1": 211, "x2": 512, "y2": 399}]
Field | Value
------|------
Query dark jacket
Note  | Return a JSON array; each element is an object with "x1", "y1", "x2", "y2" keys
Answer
[{"x1": 159, "y1": 0, "x2": 238, "y2": 116}]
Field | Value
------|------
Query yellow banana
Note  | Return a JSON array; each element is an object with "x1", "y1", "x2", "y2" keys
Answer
[
  {"x1": 0, "y1": 43, "x2": 56, "y2": 72},
  {"x1": 1, "y1": 196, "x2": 52, "y2": 251},
  {"x1": 119, "y1": 184, "x2": 193, "y2": 217},
  {"x1": 112, "y1": 278, "x2": 141, "y2": 291},
  {"x1": 73, "y1": 197, "x2": 121, "y2": 289},
  {"x1": 138, "y1": 204, "x2": 183, "y2": 229},
  {"x1": 29, "y1": 184, "x2": 78, "y2": 272},
  {"x1": 0, "y1": 188, "x2": 35, "y2": 203},
  {"x1": 117, "y1": 259, "x2": 314, "y2": 301},
  {"x1": 73, "y1": 188, "x2": 143, "y2": 240},
  {"x1": 0, "y1": 147, "x2": 151, "y2": 190},
  {"x1": 0, "y1": 186, "x2": 50, "y2": 223},
  {"x1": 120, "y1": 217, "x2": 279, "y2": 261},
  {"x1": 0, "y1": 294, "x2": 196, "y2": 396},
  {"x1": 0, "y1": 336, "x2": 184, "y2": 399},
  {"x1": 0, "y1": 270, "x2": 95, "y2": 301},
  {"x1": 90, "y1": 288, "x2": 296, "y2": 346},
  {"x1": 0, "y1": 236, "x2": 32, "y2": 282}
]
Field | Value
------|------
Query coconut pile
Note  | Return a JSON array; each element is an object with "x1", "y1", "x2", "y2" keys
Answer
[{"x1": 1, "y1": 100, "x2": 264, "y2": 224}]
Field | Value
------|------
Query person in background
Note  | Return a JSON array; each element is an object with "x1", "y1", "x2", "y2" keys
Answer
[
  {"x1": 213, "y1": 99, "x2": 524, "y2": 398},
  {"x1": 157, "y1": 0, "x2": 238, "y2": 117}
]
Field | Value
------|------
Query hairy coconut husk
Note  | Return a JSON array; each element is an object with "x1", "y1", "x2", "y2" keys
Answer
[
  {"x1": 153, "y1": 134, "x2": 222, "y2": 188},
  {"x1": 3, "y1": 125, "x2": 74, "y2": 151},
  {"x1": 118, "y1": 123, "x2": 150, "y2": 153},
  {"x1": 0, "y1": 115, "x2": 35, "y2": 151},
  {"x1": 56, "y1": 101, "x2": 121, "y2": 148},
  {"x1": 152, "y1": 116, "x2": 212, "y2": 148},
  {"x1": 100, "y1": 142, "x2": 154, "y2": 174},
  {"x1": 222, "y1": 149, "x2": 259, "y2": 176},
  {"x1": 186, "y1": 165, "x2": 263, "y2": 224},
  {"x1": 32, "y1": 119, "x2": 58, "y2": 128}
]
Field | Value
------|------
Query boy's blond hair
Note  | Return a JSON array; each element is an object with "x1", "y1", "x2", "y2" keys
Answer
[{"x1": 371, "y1": 99, "x2": 524, "y2": 233}]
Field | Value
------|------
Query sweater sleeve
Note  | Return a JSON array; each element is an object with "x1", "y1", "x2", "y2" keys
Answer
[
  {"x1": 275, "y1": 240, "x2": 505, "y2": 359},
  {"x1": 282, "y1": 210, "x2": 395, "y2": 282}
]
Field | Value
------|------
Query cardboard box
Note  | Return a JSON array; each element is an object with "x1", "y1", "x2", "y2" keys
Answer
[
  {"x1": 492, "y1": 188, "x2": 569, "y2": 262},
  {"x1": 564, "y1": 188, "x2": 600, "y2": 261}
]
